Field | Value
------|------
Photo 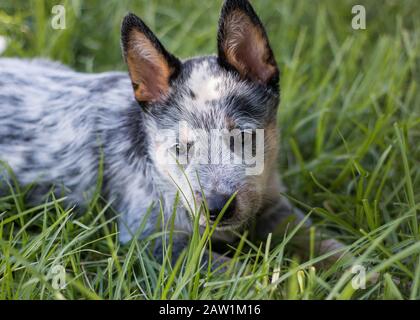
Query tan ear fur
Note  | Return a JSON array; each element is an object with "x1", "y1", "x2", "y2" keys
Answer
[
  {"x1": 221, "y1": 10, "x2": 277, "y2": 83},
  {"x1": 126, "y1": 30, "x2": 173, "y2": 102}
]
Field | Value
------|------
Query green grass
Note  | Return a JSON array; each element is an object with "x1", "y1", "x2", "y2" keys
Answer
[{"x1": 1, "y1": 0, "x2": 420, "y2": 300}]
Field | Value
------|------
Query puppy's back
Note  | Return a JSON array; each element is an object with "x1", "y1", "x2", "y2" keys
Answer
[{"x1": 0, "y1": 58, "x2": 131, "y2": 204}]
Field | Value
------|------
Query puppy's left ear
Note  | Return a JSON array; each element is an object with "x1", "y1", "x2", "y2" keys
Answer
[{"x1": 217, "y1": 0, "x2": 279, "y2": 88}]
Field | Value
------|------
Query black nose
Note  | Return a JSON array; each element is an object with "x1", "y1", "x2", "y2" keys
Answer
[{"x1": 206, "y1": 193, "x2": 236, "y2": 222}]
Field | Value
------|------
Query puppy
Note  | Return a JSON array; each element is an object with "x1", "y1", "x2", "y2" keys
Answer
[{"x1": 0, "y1": 0, "x2": 344, "y2": 266}]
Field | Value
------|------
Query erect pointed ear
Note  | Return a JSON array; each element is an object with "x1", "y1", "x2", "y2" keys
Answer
[
  {"x1": 121, "y1": 13, "x2": 181, "y2": 103},
  {"x1": 217, "y1": 0, "x2": 279, "y2": 87}
]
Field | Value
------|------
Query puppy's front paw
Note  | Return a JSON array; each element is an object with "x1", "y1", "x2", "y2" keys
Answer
[
  {"x1": 316, "y1": 238, "x2": 350, "y2": 267},
  {"x1": 202, "y1": 251, "x2": 232, "y2": 273}
]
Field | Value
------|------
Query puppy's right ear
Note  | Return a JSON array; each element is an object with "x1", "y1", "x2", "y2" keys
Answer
[{"x1": 121, "y1": 13, "x2": 181, "y2": 104}]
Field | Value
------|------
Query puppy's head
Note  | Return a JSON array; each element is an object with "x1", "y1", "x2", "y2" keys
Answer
[{"x1": 121, "y1": 0, "x2": 280, "y2": 230}]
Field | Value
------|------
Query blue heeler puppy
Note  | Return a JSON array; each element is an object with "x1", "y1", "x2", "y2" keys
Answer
[{"x1": 0, "y1": 0, "x2": 343, "y2": 264}]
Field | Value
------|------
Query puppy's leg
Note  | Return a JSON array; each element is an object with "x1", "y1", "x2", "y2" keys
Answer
[{"x1": 255, "y1": 196, "x2": 349, "y2": 267}]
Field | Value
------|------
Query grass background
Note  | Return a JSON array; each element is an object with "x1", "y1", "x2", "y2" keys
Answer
[{"x1": 0, "y1": 0, "x2": 419, "y2": 299}]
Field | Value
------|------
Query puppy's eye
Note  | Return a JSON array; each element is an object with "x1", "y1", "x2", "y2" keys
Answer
[
  {"x1": 170, "y1": 142, "x2": 194, "y2": 160},
  {"x1": 228, "y1": 130, "x2": 242, "y2": 154},
  {"x1": 240, "y1": 130, "x2": 257, "y2": 157},
  {"x1": 244, "y1": 130, "x2": 257, "y2": 157},
  {"x1": 170, "y1": 143, "x2": 185, "y2": 156},
  {"x1": 228, "y1": 130, "x2": 257, "y2": 155}
]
